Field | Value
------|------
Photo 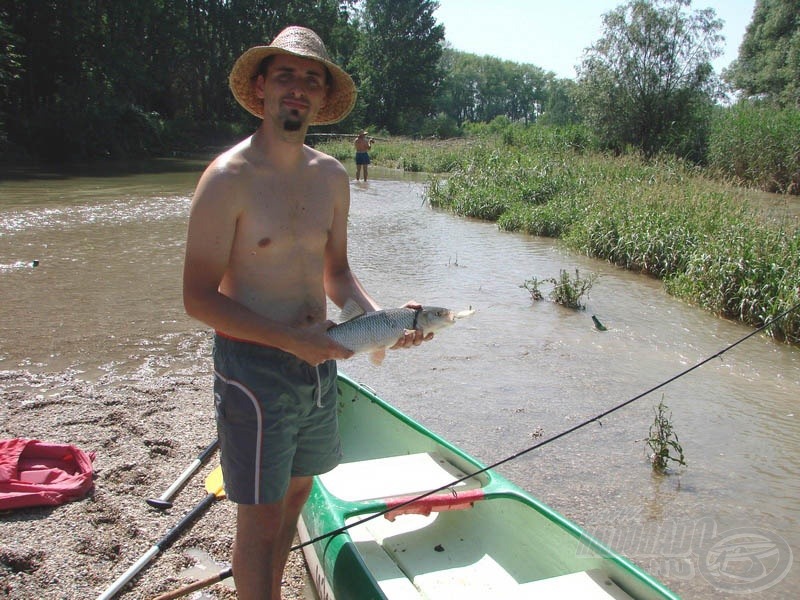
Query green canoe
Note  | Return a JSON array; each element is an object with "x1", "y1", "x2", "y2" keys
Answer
[{"x1": 298, "y1": 373, "x2": 680, "y2": 600}]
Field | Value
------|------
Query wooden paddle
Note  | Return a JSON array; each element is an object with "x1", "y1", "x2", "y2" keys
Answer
[
  {"x1": 152, "y1": 566, "x2": 233, "y2": 600},
  {"x1": 96, "y1": 466, "x2": 225, "y2": 600},
  {"x1": 147, "y1": 439, "x2": 218, "y2": 509}
]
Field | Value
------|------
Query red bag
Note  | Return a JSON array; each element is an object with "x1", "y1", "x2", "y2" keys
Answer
[{"x1": 0, "y1": 438, "x2": 95, "y2": 510}]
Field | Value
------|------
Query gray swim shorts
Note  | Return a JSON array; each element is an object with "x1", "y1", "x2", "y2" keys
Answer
[{"x1": 212, "y1": 333, "x2": 341, "y2": 504}]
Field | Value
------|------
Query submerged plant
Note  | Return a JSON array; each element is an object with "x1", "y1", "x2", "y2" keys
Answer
[
  {"x1": 550, "y1": 268, "x2": 597, "y2": 309},
  {"x1": 646, "y1": 398, "x2": 686, "y2": 473},
  {"x1": 522, "y1": 277, "x2": 545, "y2": 301},
  {"x1": 523, "y1": 269, "x2": 597, "y2": 309}
]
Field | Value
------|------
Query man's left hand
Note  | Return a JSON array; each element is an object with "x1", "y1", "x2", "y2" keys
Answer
[{"x1": 390, "y1": 301, "x2": 434, "y2": 349}]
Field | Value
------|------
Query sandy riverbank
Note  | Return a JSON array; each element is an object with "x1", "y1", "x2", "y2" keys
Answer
[{"x1": 1, "y1": 368, "x2": 311, "y2": 599}]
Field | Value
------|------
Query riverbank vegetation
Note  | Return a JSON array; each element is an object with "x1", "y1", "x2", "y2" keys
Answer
[
  {"x1": 311, "y1": 135, "x2": 473, "y2": 174},
  {"x1": 425, "y1": 128, "x2": 799, "y2": 343}
]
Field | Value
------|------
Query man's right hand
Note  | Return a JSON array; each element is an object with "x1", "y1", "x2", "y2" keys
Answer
[{"x1": 291, "y1": 320, "x2": 354, "y2": 366}]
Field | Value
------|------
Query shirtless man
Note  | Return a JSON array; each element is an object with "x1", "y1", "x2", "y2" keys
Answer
[
  {"x1": 182, "y1": 27, "x2": 429, "y2": 599},
  {"x1": 354, "y1": 130, "x2": 373, "y2": 181}
]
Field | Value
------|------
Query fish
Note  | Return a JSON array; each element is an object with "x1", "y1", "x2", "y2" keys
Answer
[{"x1": 327, "y1": 301, "x2": 474, "y2": 363}]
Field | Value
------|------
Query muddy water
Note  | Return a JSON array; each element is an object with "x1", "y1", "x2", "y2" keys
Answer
[{"x1": 1, "y1": 161, "x2": 798, "y2": 598}]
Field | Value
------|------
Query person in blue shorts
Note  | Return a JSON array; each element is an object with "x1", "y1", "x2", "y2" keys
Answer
[
  {"x1": 354, "y1": 130, "x2": 373, "y2": 181},
  {"x1": 183, "y1": 26, "x2": 432, "y2": 600}
]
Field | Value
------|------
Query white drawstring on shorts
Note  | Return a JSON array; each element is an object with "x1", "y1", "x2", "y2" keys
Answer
[{"x1": 314, "y1": 364, "x2": 323, "y2": 407}]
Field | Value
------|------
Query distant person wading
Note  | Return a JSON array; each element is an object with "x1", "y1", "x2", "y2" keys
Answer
[{"x1": 354, "y1": 130, "x2": 373, "y2": 181}]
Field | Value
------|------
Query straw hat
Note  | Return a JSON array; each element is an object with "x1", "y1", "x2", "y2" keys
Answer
[{"x1": 229, "y1": 26, "x2": 356, "y2": 126}]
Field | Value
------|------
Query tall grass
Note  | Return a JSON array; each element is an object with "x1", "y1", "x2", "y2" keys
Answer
[
  {"x1": 708, "y1": 103, "x2": 800, "y2": 194},
  {"x1": 425, "y1": 133, "x2": 800, "y2": 344}
]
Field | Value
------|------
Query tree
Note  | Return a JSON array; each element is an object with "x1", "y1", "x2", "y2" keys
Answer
[
  {"x1": 352, "y1": 0, "x2": 444, "y2": 133},
  {"x1": 0, "y1": 8, "x2": 22, "y2": 148},
  {"x1": 435, "y1": 48, "x2": 481, "y2": 124},
  {"x1": 575, "y1": 0, "x2": 723, "y2": 160},
  {"x1": 505, "y1": 62, "x2": 548, "y2": 124},
  {"x1": 538, "y1": 77, "x2": 582, "y2": 126},
  {"x1": 435, "y1": 50, "x2": 550, "y2": 126},
  {"x1": 0, "y1": 0, "x2": 358, "y2": 159},
  {"x1": 724, "y1": 0, "x2": 800, "y2": 106}
]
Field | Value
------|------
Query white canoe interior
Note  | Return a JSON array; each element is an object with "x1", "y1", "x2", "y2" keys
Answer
[
  {"x1": 320, "y1": 451, "x2": 634, "y2": 599},
  {"x1": 319, "y1": 451, "x2": 481, "y2": 502}
]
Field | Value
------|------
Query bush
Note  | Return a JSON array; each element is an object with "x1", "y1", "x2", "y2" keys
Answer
[
  {"x1": 523, "y1": 269, "x2": 597, "y2": 309},
  {"x1": 646, "y1": 398, "x2": 686, "y2": 473}
]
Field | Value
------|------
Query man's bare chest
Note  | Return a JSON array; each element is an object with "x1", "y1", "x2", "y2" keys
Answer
[{"x1": 234, "y1": 191, "x2": 333, "y2": 254}]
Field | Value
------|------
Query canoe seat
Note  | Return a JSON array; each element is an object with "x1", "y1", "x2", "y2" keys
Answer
[
  {"x1": 515, "y1": 570, "x2": 635, "y2": 599},
  {"x1": 351, "y1": 512, "x2": 524, "y2": 597},
  {"x1": 319, "y1": 452, "x2": 482, "y2": 502}
]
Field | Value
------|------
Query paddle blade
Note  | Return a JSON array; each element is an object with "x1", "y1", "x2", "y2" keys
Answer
[{"x1": 205, "y1": 466, "x2": 226, "y2": 498}]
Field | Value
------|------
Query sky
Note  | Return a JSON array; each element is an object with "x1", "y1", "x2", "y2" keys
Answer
[{"x1": 433, "y1": 0, "x2": 757, "y2": 79}]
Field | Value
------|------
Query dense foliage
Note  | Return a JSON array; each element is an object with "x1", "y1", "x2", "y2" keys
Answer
[
  {"x1": 575, "y1": 0, "x2": 723, "y2": 160},
  {"x1": 724, "y1": 0, "x2": 800, "y2": 107},
  {"x1": 351, "y1": 0, "x2": 444, "y2": 133},
  {"x1": 0, "y1": 0, "x2": 444, "y2": 160},
  {"x1": 435, "y1": 50, "x2": 550, "y2": 125}
]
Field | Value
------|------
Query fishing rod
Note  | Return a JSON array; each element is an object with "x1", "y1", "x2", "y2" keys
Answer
[
  {"x1": 154, "y1": 300, "x2": 800, "y2": 599},
  {"x1": 305, "y1": 132, "x2": 389, "y2": 141}
]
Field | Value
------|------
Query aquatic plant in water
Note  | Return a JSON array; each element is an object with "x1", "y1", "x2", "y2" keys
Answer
[
  {"x1": 646, "y1": 398, "x2": 686, "y2": 473},
  {"x1": 523, "y1": 269, "x2": 597, "y2": 309}
]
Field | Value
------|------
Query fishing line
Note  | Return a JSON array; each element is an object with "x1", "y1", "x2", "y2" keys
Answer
[{"x1": 291, "y1": 300, "x2": 800, "y2": 553}]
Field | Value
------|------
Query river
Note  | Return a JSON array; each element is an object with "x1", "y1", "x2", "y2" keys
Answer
[{"x1": 1, "y1": 160, "x2": 798, "y2": 598}]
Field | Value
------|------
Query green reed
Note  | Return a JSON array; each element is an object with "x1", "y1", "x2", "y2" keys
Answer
[{"x1": 708, "y1": 103, "x2": 800, "y2": 194}]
